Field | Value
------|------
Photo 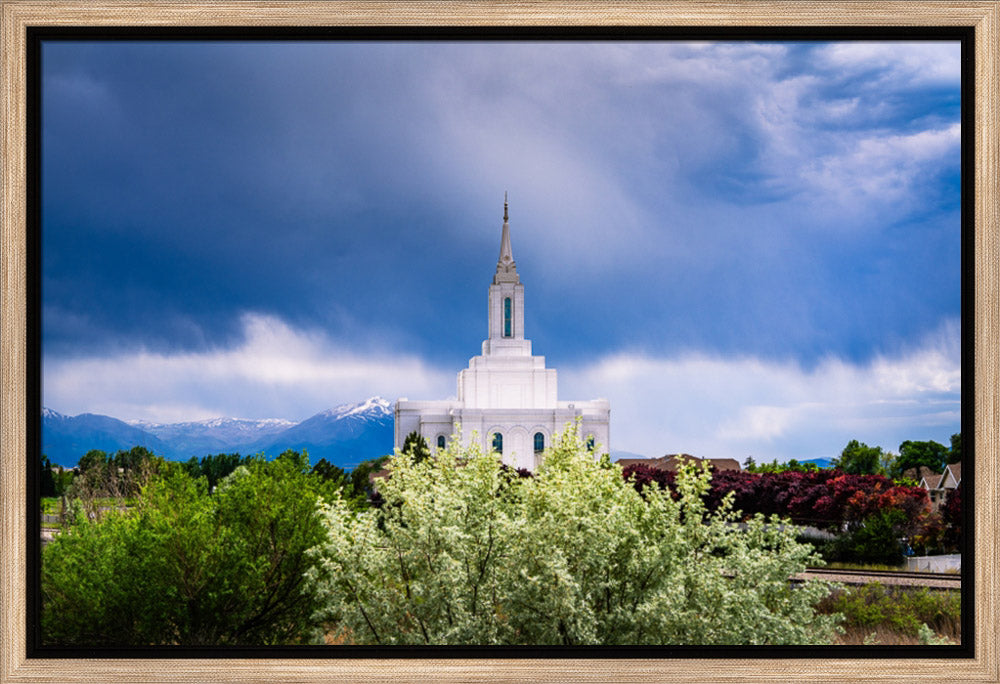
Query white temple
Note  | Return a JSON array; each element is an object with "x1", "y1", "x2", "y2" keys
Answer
[{"x1": 394, "y1": 197, "x2": 610, "y2": 470}]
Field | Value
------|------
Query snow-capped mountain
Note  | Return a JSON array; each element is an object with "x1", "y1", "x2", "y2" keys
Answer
[
  {"x1": 248, "y1": 398, "x2": 393, "y2": 468},
  {"x1": 42, "y1": 398, "x2": 395, "y2": 470},
  {"x1": 321, "y1": 396, "x2": 392, "y2": 420},
  {"x1": 127, "y1": 416, "x2": 297, "y2": 456},
  {"x1": 41, "y1": 409, "x2": 169, "y2": 465}
]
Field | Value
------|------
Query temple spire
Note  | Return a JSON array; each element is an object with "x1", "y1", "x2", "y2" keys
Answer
[{"x1": 495, "y1": 193, "x2": 519, "y2": 283}]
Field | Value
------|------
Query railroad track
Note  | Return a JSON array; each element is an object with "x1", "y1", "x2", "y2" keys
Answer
[{"x1": 796, "y1": 567, "x2": 960, "y2": 589}]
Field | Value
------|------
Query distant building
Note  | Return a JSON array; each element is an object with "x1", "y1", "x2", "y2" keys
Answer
[
  {"x1": 913, "y1": 462, "x2": 962, "y2": 509},
  {"x1": 394, "y1": 197, "x2": 610, "y2": 471},
  {"x1": 615, "y1": 453, "x2": 741, "y2": 473}
]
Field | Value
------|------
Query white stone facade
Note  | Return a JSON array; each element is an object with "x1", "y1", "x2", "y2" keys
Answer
[{"x1": 394, "y1": 199, "x2": 610, "y2": 471}]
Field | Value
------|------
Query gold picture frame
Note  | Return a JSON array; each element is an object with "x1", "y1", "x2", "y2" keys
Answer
[{"x1": 2, "y1": 2, "x2": 997, "y2": 681}]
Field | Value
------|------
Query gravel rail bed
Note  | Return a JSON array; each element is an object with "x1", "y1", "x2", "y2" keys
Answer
[{"x1": 795, "y1": 568, "x2": 960, "y2": 590}]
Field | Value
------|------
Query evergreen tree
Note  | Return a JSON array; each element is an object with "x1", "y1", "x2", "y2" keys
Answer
[{"x1": 400, "y1": 430, "x2": 431, "y2": 463}]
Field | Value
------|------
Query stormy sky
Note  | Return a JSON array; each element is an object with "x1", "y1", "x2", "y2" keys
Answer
[{"x1": 41, "y1": 39, "x2": 962, "y2": 461}]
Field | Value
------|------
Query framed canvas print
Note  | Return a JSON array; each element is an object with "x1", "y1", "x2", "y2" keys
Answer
[{"x1": 1, "y1": 1, "x2": 997, "y2": 682}]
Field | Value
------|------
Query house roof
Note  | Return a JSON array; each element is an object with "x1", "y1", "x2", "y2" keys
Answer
[
  {"x1": 942, "y1": 462, "x2": 962, "y2": 488},
  {"x1": 614, "y1": 454, "x2": 741, "y2": 472},
  {"x1": 904, "y1": 465, "x2": 938, "y2": 484},
  {"x1": 920, "y1": 473, "x2": 944, "y2": 491},
  {"x1": 707, "y1": 458, "x2": 742, "y2": 472},
  {"x1": 615, "y1": 458, "x2": 660, "y2": 469},
  {"x1": 908, "y1": 462, "x2": 962, "y2": 492},
  {"x1": 663, "y1": 454, "x2": 741, "y2": 472},
  {"x1": 368, "y1": 468, "x2": 390, "y2": 484}
]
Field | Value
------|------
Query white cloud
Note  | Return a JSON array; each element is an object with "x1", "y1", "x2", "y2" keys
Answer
[
  {"x1": 43, "y1": 313, "x2": 455, "y2": 423},
  {"x1": 800, "y1": 123, "x2": 961, "y2": 210},
  {"x1": 560, "y1": 319, "x2": 961, "y2": 461},
  {"x1": 816, "y1": 42, "x2": 961, "y2": 85},
  {"x1": 44, "y1": 311, "x2": 961, "y2": 464}
]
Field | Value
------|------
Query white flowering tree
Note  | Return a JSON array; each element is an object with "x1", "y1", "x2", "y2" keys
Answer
[{"x1": 306, "y1": 425, "x2": 842, "y2": 645}]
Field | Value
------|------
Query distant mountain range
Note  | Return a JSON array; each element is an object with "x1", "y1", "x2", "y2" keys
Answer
[
  {"x1": 42, "y1": 398, "x2": 394, "y2": 470},
  {"x1": 609, "y1": 450, "x2": 649, "y2": 462},
  {"x1": 800, "y1": 458, "x2": 835, "y2": 469},
  {"x1": 42, "y1": 400, "x2": 835, "y2": 473}
]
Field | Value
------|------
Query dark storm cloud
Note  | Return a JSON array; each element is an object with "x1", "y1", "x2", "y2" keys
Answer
[
  {"x1": 41, "y1": 40, "x2": 962, "y2": 458},
  {"x1": 42, "y1": 42, "x2": 489, "y2": 361}
]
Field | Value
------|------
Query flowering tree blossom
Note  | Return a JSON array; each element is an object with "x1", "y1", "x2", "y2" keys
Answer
[{"x1": 306, "y1": 425, "x2": 841, "y2": 645}]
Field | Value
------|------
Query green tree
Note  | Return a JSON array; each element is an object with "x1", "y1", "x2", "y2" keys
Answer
[
  {"x1": 349, "y1": 454, "x2": 391, "y2": 500},
  {"x1": 42, "y1": 494, "x2": 179, "y2": 645},
  {"x1": 743, "y1": 458, "x2": 818, "y2": 474},
  {"x1": 68, "y1": 449, "x2": 112, "y2": 520},
  {"x1": 112, "y1": 445, "x2": 155, "y2": 472},
  {"x1": 400, "y1": 430, "x2": 431, "y2": 463},
  {"x1": 181, "y1": 452, "x2": 250, "y2": 490},
  {"x1": 69, "y1": 446, "x2": 167, "y2": 512},
  {"x1": 311, "y1": 458, "x2": 366, "y2": 510},
  {"x1": 306, "y1": 425, "x2": 842, "y2": 645},
  {"x1": 824, "y1": 509, "x2": 908, "y2": 566},
  {"x1": 77, "y1": 448, "x2": 108, "y2": 473},
  {"x1": 948, "y1": 433, "x2": 962, "y2": 464},
  {"x1": 833, "y1": 440, "x2": 884, "y2": 475},
  {"x1": 42, "y1": 449, "x2": 345, "y2": 646},
  {"x1": 311, "y1": 457, "x2": 347, "y2": 483},
  {"x1": 893, "y1": 440, "x2": 949, "y2": 478},
  {"x1": 880, "y1": 450, "x2": 898, "y2": 478},
  {"x1": 40, "y1": 454, "x2": 57, "y2": 498},
  {"x1": 111, "y1": 445, "x2": 164, "y2": 497}
]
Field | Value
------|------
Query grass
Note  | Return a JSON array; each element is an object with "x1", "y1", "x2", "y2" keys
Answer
[
  {"x1": 41, "y1": 496, "x2": 139, "y2": 528},
  {"x1": 820, "y1": 561, "x2": 905, "y2": 572},
  {"x1": 817, "y1": 583, "x2": 961, "y2": 645}
]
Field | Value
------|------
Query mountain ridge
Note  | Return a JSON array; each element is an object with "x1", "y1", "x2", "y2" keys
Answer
[{"x1": 42, "y1": 398, "x2": 394, "y2": 470}]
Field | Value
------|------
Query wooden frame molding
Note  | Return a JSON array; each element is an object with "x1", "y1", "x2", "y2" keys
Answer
[{"x1": 2, "y1": 2, "x2": 997, "y2": 681}]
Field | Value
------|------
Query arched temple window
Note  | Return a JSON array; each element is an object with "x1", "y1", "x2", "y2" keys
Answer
[
  {"x1": 503, "y1": 297, "x2": 512, "y2": 337},
  {"x1": 437, "y1": 435, "x2": 446, "y2": 450},
  {"x1": 586, "y1": 436, "x2": 595, "y2": 452},
  {"x1": 492, "y1": 432, "x2": 503, "y2": 454},
  {"x1": 534, "y1": 432, "x2": 545, "y2": 453}
]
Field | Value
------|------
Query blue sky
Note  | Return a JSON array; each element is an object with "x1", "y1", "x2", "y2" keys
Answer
[{"x1": 41, "y1": 40, "x2": 962, "y2": 461}]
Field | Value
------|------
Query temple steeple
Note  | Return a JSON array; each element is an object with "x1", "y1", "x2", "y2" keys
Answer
[
  {"x1": 494, "y1": 192, "x2": 519, "y2": 284},
  {"x1": 485, "y1": 193, "x2": 527, "y2": 355},
  {"x1": 394, "y1": 196, "x2": 610, "y2": 471}
]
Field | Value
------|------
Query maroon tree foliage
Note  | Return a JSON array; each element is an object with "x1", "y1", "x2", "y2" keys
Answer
[
  {"x1": 622, "y1": 465, "x2": 930, "y2": 533},
  {"x1": 621, "y1": 463, "x2": 674, "y2": 496},
  {"x1": 941, "y1": 482, "x2": 962, "y2": 548}
]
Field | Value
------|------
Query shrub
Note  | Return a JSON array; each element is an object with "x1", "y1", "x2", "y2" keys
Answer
[
  {"x1": 820, "y1": 509, "x2": 908, "y2": 566},
  {"x1": 941, "y1": 483, "x2": 962, "y2": 550},
  {"x1": 821, "y1": 584, "x2": 960, "y2": 639},
  {"x1": 306, "y1": 425, "x2": 842, "y2": 645},
  {"x1": 42, "y1": 450, "x2": 344, "y2": 645}
]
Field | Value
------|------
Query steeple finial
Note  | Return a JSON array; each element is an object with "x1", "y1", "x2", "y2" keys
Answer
[{"x1": 494, "y1": 192, "x2": 519, "y2": 283}]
